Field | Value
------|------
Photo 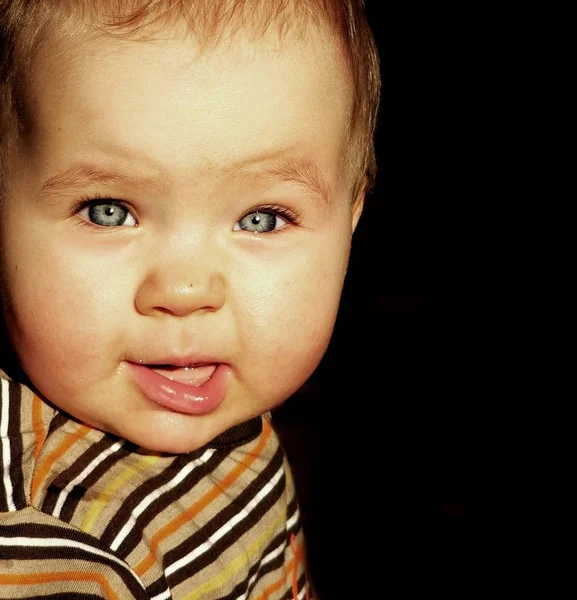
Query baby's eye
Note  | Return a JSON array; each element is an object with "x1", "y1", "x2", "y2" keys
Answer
[
  {"x1": 78, "y1": 201, "x2": 137, "y2": 227},
  {"x1": 234, "y1": 210, "x2": 289, "y2": 233}
]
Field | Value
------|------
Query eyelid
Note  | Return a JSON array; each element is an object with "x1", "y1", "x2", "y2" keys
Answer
[
  {"x1": 240, "y1": 204, "x2": 303, "y2": 225},
  {"x1": 71, "y1": 195, "x2": 138, "y2": 226},
  {"x1": 70, "y1": 197, "x2": 302, "y2": 231}
]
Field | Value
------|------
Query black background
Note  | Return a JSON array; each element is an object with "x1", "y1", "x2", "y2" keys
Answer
[{"x1": 272, "y1": 4, "x2": 464, "y2": 597}]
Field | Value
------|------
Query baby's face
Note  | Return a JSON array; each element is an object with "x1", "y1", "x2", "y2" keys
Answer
[{"x1": 0, "y1": 25, "x2": 361, "y2": 452}]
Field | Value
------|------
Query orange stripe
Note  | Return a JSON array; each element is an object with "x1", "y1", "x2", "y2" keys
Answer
[
  {"x1": 32, "y1": 394, "x2": 47, "y2": 459},
  {"x1": 135, "y1": 418, "x2": 271, "y2": 576},
  {"x1": 30, "y1": 423, "x2": 92, "y2": 503},
  {"x1": 254, "y1": 537, "x2": 307, "y2": 600},
  {"x1": 256, "y1": 555, "x2": 297, "y2": 600},
  {"x1": 290, "y1": 534, "x2": 300, "y2": 599},
  {"x1": 0, "y1": 571, "x2": 121, "y2": 600}
]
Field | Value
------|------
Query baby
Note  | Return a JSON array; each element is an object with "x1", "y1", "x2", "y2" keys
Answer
[{"x1": 0, "y1": 1, "x2": 380, "y2": 598}]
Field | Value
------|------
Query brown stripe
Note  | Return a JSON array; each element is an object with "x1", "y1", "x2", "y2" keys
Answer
[
  {"x1": 42, "y1": 435, "x2": 125, "y2": 521},
  {"x1": 165, "y1": 443, "x2": 286, "y2": 588},
  {"x1": 0, "y1": 572, "x2": 122, "y2": 600},
  {"x1": 135, "y1": 420, "x2": 273, "y2": 576},
  {"x1": 7, "y1": 381, "x2": 26, "y2": 509},
  {"x1": 0, "y1": 522, "x2": 150, "y2": 599},
  {"x1": 111, "y1": 448, "x2": 229, "y2": 558},
  {"x1": 32, "y1": 394, "x2": 48, "y2": 459},
  {"x1": 30, "y1": 423, "x2": 92, "y2": 503}
]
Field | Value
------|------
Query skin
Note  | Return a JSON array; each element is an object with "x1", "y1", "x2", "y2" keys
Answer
[{"x1": 0, "y1": 23, "x2": 364, "y2": 453}]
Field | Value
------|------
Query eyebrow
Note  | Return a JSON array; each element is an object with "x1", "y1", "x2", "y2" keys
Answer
[
  {"x1": 247, "y1": 156, "x2": 333, "y2": 209},
  {"x1": 38, "y1": 153, "x2": 333, "y2": 209},
  {"x1": 38, "y1": 164, "x2": 163, "y2": 203}
]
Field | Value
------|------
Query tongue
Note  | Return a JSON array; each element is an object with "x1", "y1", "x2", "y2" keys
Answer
[{"x1": 151, "y1": 365, "x2": 216, "y2": 387}]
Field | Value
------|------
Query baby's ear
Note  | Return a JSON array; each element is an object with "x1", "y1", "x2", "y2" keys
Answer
[{"x1": 351, "y1": 185, "x2": 366, "y2": 233}]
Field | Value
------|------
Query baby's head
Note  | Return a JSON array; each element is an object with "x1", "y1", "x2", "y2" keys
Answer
[{"x1": 0, "y1": 0, "x2": 380, "y2": 452}]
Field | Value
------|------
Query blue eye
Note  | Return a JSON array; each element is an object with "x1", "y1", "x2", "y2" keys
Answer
[
  {"x1": 78, "y1": 202, "x2": 137, "y2": 227},
  {"x1": 237, "y1": 211, "x2": 280, "y2": 233},
  {"x1": 234, "y1": 206, "x2": 299, "y2": 233}
]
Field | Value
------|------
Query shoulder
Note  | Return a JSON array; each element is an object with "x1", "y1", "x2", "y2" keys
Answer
[
  {"x1": 1, "y1": 372, "x2": 58, "y2": 512},
  {"x1": 0, "y1": 507, "x2": 149, "y2": 599}
]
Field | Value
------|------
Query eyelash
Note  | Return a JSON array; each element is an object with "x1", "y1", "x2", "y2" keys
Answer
[
  {"x1": 70, "y1": 194, "x2": 133, "y2": 230},
  {"x1": 70, "y1": 196, "x2": 303, "y2": 229},
  {"x1": 243, "y1": 204, "x2": 303, "y2": 228}
]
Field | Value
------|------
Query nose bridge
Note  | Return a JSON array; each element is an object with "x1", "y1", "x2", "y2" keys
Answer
[{"x1": 135, "y1": 232, "x2": 225, "y2": 317}]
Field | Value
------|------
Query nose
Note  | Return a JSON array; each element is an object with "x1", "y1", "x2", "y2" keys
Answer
[{"x1": 135, "y1": 260, "x2": 226, "y2": 317}]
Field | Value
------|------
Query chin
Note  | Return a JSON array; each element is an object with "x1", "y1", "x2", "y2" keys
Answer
[
  {"x1": 121, "y1": 432, "x2": 204, "y2": 454},
  {"x1": 141, "y1": 439, "x2": 203, "y2": 454},
  {"x1": 113, "y1": 419, "x2": 223, "y2": 455}
]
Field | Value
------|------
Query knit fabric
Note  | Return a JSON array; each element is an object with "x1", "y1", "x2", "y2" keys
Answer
[{"x1": 0, "y1": 372, "x2": 310, "y2": 599}]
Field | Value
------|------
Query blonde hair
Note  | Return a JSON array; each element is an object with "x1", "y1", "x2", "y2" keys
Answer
[{"x1": 0, "y1": 0, "x2": 380, "y2": 199}]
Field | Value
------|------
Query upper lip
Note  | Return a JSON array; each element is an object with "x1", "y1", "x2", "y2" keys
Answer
[{"x1": 127, "y1": 355, "x2": 223, "y2": 368}]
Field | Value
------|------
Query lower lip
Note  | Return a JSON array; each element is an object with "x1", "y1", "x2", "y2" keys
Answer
[{"x1": 126, "y1": 362, "x2": 231, "y2": 416}]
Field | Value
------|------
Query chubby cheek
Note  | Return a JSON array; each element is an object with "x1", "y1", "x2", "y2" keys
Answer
[
  {"x1": 4, "y1": 241, "x2": 126, "y2": 392},
  {"x1": 234, "y1": 237, "x2": 350, "y2": 399}
]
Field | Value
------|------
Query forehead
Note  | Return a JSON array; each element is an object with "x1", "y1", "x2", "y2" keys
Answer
[{"x1": 20, "y1": 22, "x2": 354, "y2": 192}]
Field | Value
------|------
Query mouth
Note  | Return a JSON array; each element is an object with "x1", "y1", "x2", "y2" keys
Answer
[
  {"x1": 126, "y1": 360, "x2": 230, "y2": 416},
  {"x1": 147, "y1": 364, "x2": 217, "y2": 387}
]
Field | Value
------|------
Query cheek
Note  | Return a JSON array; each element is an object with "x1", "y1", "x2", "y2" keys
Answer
[
  {"x1": 235, "y1": 237, "x2": 350, "y2": 375},
  {"x1": 3, "y1": 240, "x2": 124, "y2": 378}
]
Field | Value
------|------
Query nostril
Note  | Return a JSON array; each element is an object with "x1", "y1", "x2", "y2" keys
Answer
[{"x1": 153, "y1": 306, "x2": 172, "y2": 314}]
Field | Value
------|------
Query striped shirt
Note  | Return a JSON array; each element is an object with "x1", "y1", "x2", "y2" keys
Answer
[{"x1": 0, "y1": 372, "x2": 311, "y2": 599}]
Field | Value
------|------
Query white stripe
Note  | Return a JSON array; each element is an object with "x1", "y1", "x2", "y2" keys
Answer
[
  {"x1": 165, "y1": 464, "x2": 285, "y2": 578},
  {"x1": 0, "y1": 535, "x2": 145, "y2": 588},
  {"x1": 235, "y1": 540, "x2": 287, "y2": 600},
  {"x1": 53, "y1": 439, "x2": 124, "y2": 518},
  {"x1": 236, "y1": 524, "x2": 307, "y2": 600},
  {"x1": 0, "y1": 378, "x2": 16, "y2": 511},
  {"x1": 110, "y1": 448, "x2": 215, "y2": 551},
  {"x1": 150, "y1": 590, "x2": 173, "y2": 600},
  {"x1": 286, "y1": 506, "x2": 300, "y2": 532}
]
